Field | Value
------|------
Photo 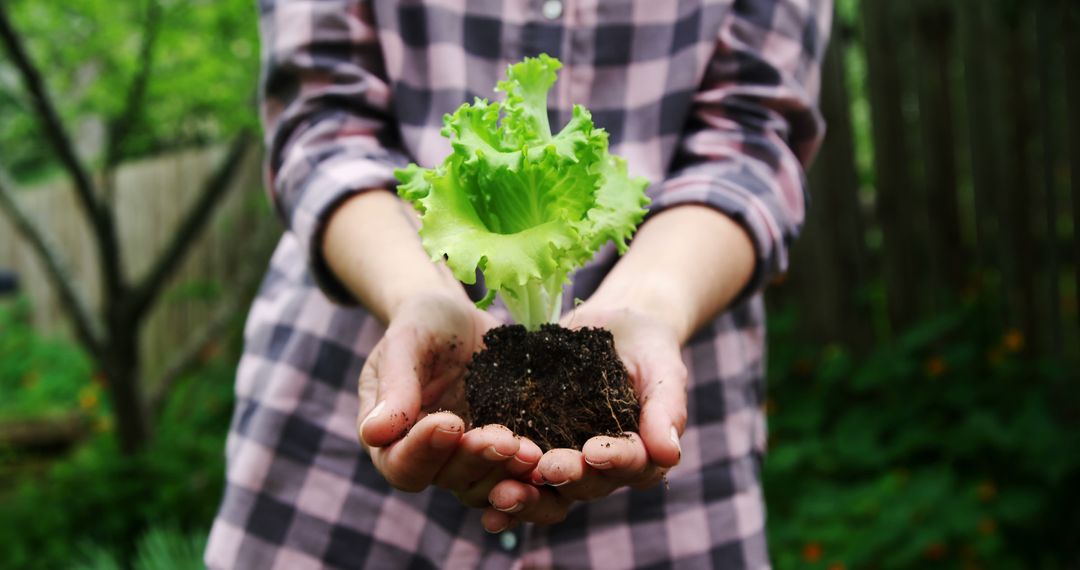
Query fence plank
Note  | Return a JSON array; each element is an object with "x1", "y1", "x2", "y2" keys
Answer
[
  {"x1": 958, "y1": 0, "x2": 1010, "y2": 323},
  {"x1": 861, "y1": 0, "x2": 921, "y2": 332},
  {"x1": 1064, "y1": 0, "x2": 1080, "y2": 335},
  {"x1": 1035, "y1": 0, "x2": 1065, "y2": 354},
  {"x1": 792, "y1": 22, "x2": 872, "y2": 346},
  {"x1": 912, "y1": 0, "x2": 965, "y2": 297},
  {"x1": 1001, "y1": 7, "x2": 1039, "y2": 349},
  {"x1": 0, "y1": 146, "x2": 269, "y2": 377}
]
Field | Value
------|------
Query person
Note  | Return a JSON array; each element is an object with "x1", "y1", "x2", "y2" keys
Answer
[{"x1": 206, "y1": 0, "x2": 830, "y2": 567}]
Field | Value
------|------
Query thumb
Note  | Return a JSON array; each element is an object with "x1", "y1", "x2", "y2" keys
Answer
[
  {"x1": 635, "y1": 347, "x2": 688, "y2": 469},
  {"x1": 359, "y1": 327, "x2": 424, "y2": 448}
]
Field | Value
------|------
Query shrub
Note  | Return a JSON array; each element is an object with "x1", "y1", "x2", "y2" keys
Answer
[
  {"x1": 764, "y1": 299, "x2": 1080, "y2": 568},
  {"x1": 0, "y1": 326, "x2": 236, "y2": 569}
]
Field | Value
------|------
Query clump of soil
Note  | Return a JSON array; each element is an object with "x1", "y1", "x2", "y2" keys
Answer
[{"x1": 465, "y1": 324, "x2": 639, "y2": 451}]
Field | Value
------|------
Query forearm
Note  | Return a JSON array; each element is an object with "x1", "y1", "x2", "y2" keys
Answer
[
  {"x1": 323, "y1": 190, "x2": 469, "y2": 324},
  {"x1": 586, "y1": 205, "x2": 755, "y2": 343}
]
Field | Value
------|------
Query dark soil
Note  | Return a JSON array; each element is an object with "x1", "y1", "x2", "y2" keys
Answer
[{"x1": 465, "y1": 324, "x2": 639, "y2": 452}]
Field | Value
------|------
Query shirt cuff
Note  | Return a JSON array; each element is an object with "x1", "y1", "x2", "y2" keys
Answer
[
  {"x1": 283, "y1": 155, "x2": 401, "y2": 305},
  {"x1": 648, "y1": 171, "x2": 795, "y2": 306}
]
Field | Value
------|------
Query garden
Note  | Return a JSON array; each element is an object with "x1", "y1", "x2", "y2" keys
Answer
[{"x1": 1, "y1": 0, "x2": 1078, "y2": 568}]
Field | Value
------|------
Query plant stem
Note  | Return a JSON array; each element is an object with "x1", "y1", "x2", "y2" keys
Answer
[{"x1": 505, "y1": 278, "x2": 562, "y2": 330}]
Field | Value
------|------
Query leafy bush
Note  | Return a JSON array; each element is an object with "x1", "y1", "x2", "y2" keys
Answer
[
  {"x1": 0, "y1": 337, "x2": 236, "y2": 569},
  {"x1": 764, "y1": 298, "x2": 1080, "y2": 568},
  {"x1": 74, "y1": 526, "x2": 207, "y2": 570},
  {"x1": 0, "y1": 298, "x2": 95, "y2": 419}
]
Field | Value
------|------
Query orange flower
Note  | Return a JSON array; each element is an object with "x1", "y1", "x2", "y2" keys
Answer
[
  {"x1": 199, "y1": 340, "x2": 222, "y2": 363},
  {"x1": 1002, "y1": 329, "x2": 1024, "y2": 353},
  {"x1": 827, "y1": 563, "x2": 846, "y2": 570},
  {"x1": 925, "y1": 356, "x2": 947, "y2": 378},
  {"x1": 977, "y1": 518, "x2": 997, "y2": 536},
  {"x1": 794, "y1": 358, "x2": 814, "y2": 376},
  {"x1": 79, "y1": 386, "x2": 99, "y2": 411},
  {"x1": 803, "y1": 543, "x2": 823, "y2": 563},
  {"x1": 976, "y1": 481, "x2": 997, "y2": 502},
  {"x1": 924, "y1": 542, "x2": 948, "y2": 560}
]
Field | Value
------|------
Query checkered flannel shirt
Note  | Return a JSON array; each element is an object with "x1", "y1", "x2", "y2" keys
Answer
[{"x1": 206, "y1": 0, "x2": 829, "y2": 568}]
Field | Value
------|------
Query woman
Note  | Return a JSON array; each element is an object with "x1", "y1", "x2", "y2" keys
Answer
[{"x1": 206, "y1": 0, "x2": 829, "y2": 567}]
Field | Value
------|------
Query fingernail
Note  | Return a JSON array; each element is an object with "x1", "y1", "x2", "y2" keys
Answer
[
  {"x1": 486, "y1": 523, "x2": 508, "y2": 534},
  {"x1": 670, "y1": 426, "x2": 682, "y2": 455},
  {"x1": 494, "y1": 502, "x2": 524, "y2": 514},
  {"x1": 584, "y1": 457, "x2": 611, "y2": 469},
  {"x1": 431, "y1": 426, "x2": 460, "y2": 449},
  {"x1": 512, "y1": 454, "x2": 532, "y2": 466},
  {"x1": 545, "y1": 479, "x2": 570, "y2": 487},
  {"x1": 359, "y1": 401, "x2": 386, "y2": 434},
  {"x1": 483, "y1": 446, "x2": 513, "y2": 461}
]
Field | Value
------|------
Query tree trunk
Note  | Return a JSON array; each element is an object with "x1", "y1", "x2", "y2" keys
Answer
[{"x1": 103, "y1": 311, "x2": 150, "y2": 454}]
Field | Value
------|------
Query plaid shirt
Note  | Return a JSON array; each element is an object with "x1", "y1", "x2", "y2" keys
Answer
[{"x1": 207, "y1": 0, "x2": 829, "y2": 568}]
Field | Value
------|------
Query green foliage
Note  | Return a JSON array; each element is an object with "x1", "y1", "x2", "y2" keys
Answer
[
  {"x1": 764, "y1": 299, "x2": 1080, "y2": 568},
  {"x1": 74, "y1": 526, "x2": 208, "y2": 570},
  {"x1": 396, "y1": 55, "x2": 649, "y2": 329},
  {"x1": 0, "y1": 298, "x2": 94, "y2": 418},
  {"x1": 0, "y1": 0, "x2": 259, "y2": 182},
  {"x1": 0, "y1": 344, "x2": 236, "y2": 569}
]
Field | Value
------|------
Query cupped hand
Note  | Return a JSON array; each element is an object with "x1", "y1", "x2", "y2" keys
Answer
[
  {"x1": 355, "y1": 292, "x2": 569, "y2": 524},
  {"x1": 482, "y1": 304, "x2": 687, "y2": 523}
]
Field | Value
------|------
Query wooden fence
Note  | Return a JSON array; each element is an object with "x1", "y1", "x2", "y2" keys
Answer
[
  {"x1": 0, "y1": 145, "x2": 273, "y2": 376},
  {"x1": 770, "y1": 0, "x2": 1080, "y2": 359}
]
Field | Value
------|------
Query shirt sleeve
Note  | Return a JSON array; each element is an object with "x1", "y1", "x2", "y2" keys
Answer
[
  {"x1": 259, "y1": 0, "x2": 408, "y2": 304},
  {"x1": 652, "y1": 0, "x2": 832, "y2": 304}
]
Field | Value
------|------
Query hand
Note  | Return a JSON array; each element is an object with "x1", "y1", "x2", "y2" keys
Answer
[
  {"x1": 356, "y1": 292, "x2": 569, "y2": 524},
  {"x1": 480, "y1": 303, "x2": 687, "y2": 531}
]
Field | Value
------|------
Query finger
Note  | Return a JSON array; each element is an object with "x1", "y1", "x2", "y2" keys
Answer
[
  {"x1": 539, "y1": 448, "x2": 618, "y2": 502},
  {"x1": 537, "y1": 448, "x2": 586, "y2": 487},
  {"x1": 487, "y1": 480, "x2": 571, "y2": 526},
  {"x1": 433, "y1": 424, "x2": 519, "y2": 491},
  {"x1": 369, "y1": 412, "x2": 465, "y2": 492},
  {"x1": 452, "y1": 467, "x2": 506, "y2": 508},
  {"x1": 481, "y1": 509, "x2": 517, "y2": 534},
  {"x1": 488, "y1": 478, "x2": 541, "y2": 514},
  {"x1": 359, "y1": 328, "x2": 426, "y2": 448},
  {"x1": 581, "y1": 433, "x2": 649, "y2": 476},
  {"x1": 636, "y1": 352, "x2": 688, "y2": 469},
  {"x1": 579, "y1": 434, "x2": 664, "y2": 493},
  {"x1": 504, "y1": 438, "x2": 543, "y2": 480}
]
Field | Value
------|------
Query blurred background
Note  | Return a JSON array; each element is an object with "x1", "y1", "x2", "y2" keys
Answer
[{"x1": 0, "y1": 0, "x2": 1076, "y2": 568}]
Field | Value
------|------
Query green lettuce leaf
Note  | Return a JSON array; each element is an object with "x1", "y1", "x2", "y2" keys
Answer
[{"x1": 395, "y1": 54, "x2": 650, "y2": 330}]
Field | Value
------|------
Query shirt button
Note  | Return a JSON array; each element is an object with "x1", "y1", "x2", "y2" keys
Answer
[
  {"x1": 499, "y1": 530, "x2": 518, "y2": 551},
  {"x1": 541, "y1": 0, "x2": 563, "y2": 20}
]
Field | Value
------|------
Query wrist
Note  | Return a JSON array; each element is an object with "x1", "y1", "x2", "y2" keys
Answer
[
  {"x1": 384, "y1": 287, "x2": 471, "y2": 323},
  {"x1": 323, "y1": 190, "x2": 466, "y2": 324},
  {"x1": 583, "y1": 277, "x2": 693, "y2": 342}
]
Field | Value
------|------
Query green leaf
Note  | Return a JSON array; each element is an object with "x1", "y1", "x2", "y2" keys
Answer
[{"x1": 397, "y1": 55, "x2": 649, "y2": 329}]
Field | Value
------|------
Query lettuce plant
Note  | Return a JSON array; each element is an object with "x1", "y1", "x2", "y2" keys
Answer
[{"x1": 396, "y1": 54, "x2": 649, "y2": 330}]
